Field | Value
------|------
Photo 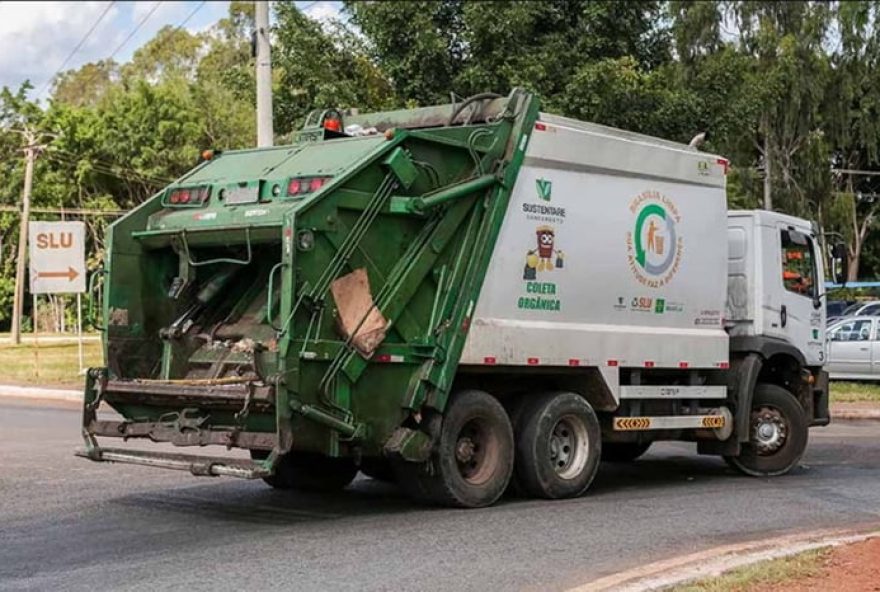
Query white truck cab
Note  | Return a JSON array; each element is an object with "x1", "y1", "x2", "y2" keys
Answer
[{"x1": 727, "y1": 210, "x2": 826, "y2": 366}]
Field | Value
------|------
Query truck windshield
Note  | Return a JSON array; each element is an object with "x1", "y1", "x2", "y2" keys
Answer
[{"x1": 781, "y1": 229, "x2": 817, "y2": 298}]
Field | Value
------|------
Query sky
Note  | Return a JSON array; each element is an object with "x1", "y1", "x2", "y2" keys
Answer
[{"x1": 0, "y1": 1, "x2": 343, "y2": 101}]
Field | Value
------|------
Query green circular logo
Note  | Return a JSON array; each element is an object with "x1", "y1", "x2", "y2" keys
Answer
[{"x1": 634, "y1": 203, "x2": 677, "y2": 276}]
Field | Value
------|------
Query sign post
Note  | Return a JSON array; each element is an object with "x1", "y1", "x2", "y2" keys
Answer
[{"x1": 28, "y1": 221, "x2": 88, "y2": 373}]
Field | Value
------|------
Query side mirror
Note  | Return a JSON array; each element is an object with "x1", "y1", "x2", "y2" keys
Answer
[{"x1": 831, "y1": 243, "x2": 848, "y2": 286}]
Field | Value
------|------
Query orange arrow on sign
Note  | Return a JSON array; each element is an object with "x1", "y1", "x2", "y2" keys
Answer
[{"x1": 36, "y1": 267, "x2": 80, "y2": 281}]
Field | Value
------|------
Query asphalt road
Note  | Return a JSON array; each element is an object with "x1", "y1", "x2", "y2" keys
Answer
[{"x1": 1, "y1": 400, "x2": 878, "y2": 592}]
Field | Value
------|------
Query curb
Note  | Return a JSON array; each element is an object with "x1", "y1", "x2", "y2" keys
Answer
[
  {"x1": 0, "y1": 384, "x2": 82, "y2": 402},
  {"x1": 831, "y1": 407, "x2": 880, "y2": 420},
  {"x1": 569, "y1": 524, "x2": 880, "y2": 592}
]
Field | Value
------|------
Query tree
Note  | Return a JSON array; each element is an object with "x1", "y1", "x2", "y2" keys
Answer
[
  {"x1": 52, "y1": 60, "x2": 118, "y2": 108},
  {"x1": 273, "y1": 2, "x2": 395, "y2": 135},
  {"x1": 345, "y1": 0, "x2": 464, "y2": 105},
  {"x1": 345, "y1": 0, "x2": 671, "y2": 108}
]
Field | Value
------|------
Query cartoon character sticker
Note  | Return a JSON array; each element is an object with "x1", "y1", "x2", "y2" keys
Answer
[{"x1": 523, "y1": 225, "x2": 565, "y2": 280}]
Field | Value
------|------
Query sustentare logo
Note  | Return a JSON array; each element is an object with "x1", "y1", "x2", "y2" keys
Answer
[
  {"x1": 626, "y1": 190, "x2": 683, "y2": 288},
  {"x1": 536, "y1": 178, "x2": 552, "y2": 201}
]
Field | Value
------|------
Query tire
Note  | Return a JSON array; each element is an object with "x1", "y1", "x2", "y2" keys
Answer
[
  {"x1": 406, "y1": 389, "x2": 514, "y2": 508},
  {"x1": 252, "y1": 450, "x2": 357, "y2": 492},
  {"x1": 515, "y1": 392, "x2": 601, "y2": 499},
  {"x1": 725, "y1": 383, "x2": 808, "y2": 477},
  {"x1": 250, "y1": 450, "x2": 290, "y2": 490},
  {"x1": 360, "y1": 458, "x2": 396, "y2": 483},
  {"x1": 601, "y1": 442, "x2": 652, "y2": 463}
]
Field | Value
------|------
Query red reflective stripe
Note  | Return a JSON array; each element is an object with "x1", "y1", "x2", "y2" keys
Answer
[
  {"x1": 483, "y1": 356, "x2": 496, "y2": 365},
  {"x1": 535, "y1": 122, "x2": 547, "y2": 131},
  {"x1": 718, "y1": 361, "x2": 730, "y2": 369},
  {"x1": 644, "y1": 361, "x2": 655, "y2": 368},
  {"x1": 568, "y1": 359, "x2": 580, "y2": 366},
  {"x1": 679, "y1": 362, "x2": 689, "y2": 369},
  {"x1": 375, "y1": 354, "x2": 391, "y2": 363},
  {"x1": 527, "y1": 357, "x2": 540, "y2": 365},
  {"x1": 607, "y1": 360, "x2": 619, "y2": 367}
]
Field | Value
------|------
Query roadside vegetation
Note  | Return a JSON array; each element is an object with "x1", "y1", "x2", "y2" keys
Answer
[
  {"x1": 669, "y1": 547, "x2": 830, "y2": 592},
  {"x1": 0, "y1": 341, "x2": 103, "y2": 387},
  {"x1": 830, "y1": 381, "x2": 880, "y2": 403}
]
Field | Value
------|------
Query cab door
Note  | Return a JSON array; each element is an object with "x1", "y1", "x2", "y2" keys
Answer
[
  {"x1": 773, "y1": 226, "x2": 825, "y2": 365},
  {"x1": 761, "y1": 221, "x2": 826, "y2": 366}
]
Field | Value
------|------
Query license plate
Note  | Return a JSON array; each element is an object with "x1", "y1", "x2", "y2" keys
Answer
[{"x1": 225, "y1": 185, "x2": 258, "y2": 205}]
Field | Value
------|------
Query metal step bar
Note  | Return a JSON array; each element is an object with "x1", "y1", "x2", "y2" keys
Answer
[{"x1": 75, "y1": 446, "x2": 272, "y2": 479}]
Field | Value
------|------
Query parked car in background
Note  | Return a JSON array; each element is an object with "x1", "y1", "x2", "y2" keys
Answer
[
  {"x1": 827, "y1": 300, "x2": 880, "y2": 326},
  {"x1": 826, "y1": 299, "x2": 856, "y2": 325},
  {"x1": 827, "y1": 316, "x2": 880, "y2": 380}
]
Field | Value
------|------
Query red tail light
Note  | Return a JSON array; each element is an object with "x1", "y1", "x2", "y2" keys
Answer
[
  {"x1": 286, "y1": 176, "x2": 332, "y2": 197},
  {"x1": 287, "y1": 178, "x2": 303, "y2": 195},
  {"x1": 166, "y1": 186, "x2": 210, "y2": 207}
]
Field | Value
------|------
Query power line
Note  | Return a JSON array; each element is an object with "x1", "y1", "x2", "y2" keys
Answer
[
  {"x1": 108, "y1": 1, "x2": 162, "y2": 61},
  {"x1": 45, "y1": 150, "x2": 168, "y2": 184},
  {"x1": 0, "y1": 205, "x2": 125, "y2": 217},
  {"x1": 177, "y1": 0, "x2": 206, "y2": 30},
  {"x1": 43, "y1": 151, "x2": 172, "y2": 186},
  {"x1": 47, "y1": 147, "x2": 173, "y2": 183},
  {"x1": 37, "y1": 1, "x2": 117, "y2": 96}
]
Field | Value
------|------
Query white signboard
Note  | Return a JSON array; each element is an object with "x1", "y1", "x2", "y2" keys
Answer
[{"x1": 29, "y1": 221, "x2": 86, "y2": 294}]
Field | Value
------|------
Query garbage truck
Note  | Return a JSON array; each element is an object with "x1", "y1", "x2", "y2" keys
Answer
[{"x1": 77, "y1": 88, "x2": 846, "y2": 508}]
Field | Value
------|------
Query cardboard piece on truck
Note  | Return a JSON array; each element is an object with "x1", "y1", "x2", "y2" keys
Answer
[{"x1": 331, "y1": 268, "x2": 388, "y2": 356}]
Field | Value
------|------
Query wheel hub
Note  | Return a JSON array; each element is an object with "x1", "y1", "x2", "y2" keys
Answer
[
  {"x1": 455, "y1": 437, "x2": 476, "y2": 464},
  {"x1": 752, "y1": 406, "x2": 787, "y2": 455},
  {"x1": 548, "y1": 415, "x2": 590, "y2": 480},
  {"x1": 453, "y1": 418, "x2": 500, "y2": 486},
  {"x1": 550, "y1": 424, "x2": 572, "y2": 469}
]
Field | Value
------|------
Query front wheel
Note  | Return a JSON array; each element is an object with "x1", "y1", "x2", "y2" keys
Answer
[
  {"x1": 725, "y1": 383, "x2": 808, "y2": 477},
  {"x1": 514, "y1": 392, "x2": 601, "y2": 499}
]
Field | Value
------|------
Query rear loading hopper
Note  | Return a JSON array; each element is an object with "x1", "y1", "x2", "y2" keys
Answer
[{"x1": 80, "y1": 90, "x2": 542, "y2": 492}]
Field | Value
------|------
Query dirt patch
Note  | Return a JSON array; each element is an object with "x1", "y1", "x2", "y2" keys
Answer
[{"x1": 752, "y1": 537, "x2": 880, "y2": 592}]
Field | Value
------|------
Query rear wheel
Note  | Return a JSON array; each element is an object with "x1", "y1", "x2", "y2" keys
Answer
[
  {"x1": 360, "y1": 458, "x2": 396, "y2": 483},
  {"x1": 725, "y1": 383, "x2": 808, "y2": 477},
  {"x1": 405, "y1": 390, "x2": 514, "y2": 508},
  {"x1": 250, "y1": 450, "x2": 289, "y2": 490},
  {"x1": 252, "y1": 451, "x2": 358, "y2": 492},
  {"x1": 515, "y1": 392, "x2": 601, "y2": 499},
  {"x1": 601, "y1": 442, "x2": 652, "y2": 463}
]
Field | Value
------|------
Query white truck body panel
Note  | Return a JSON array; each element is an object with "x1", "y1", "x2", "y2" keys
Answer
[{"x1": 461, "y1": 113, "x2": 730, "y2": 372}]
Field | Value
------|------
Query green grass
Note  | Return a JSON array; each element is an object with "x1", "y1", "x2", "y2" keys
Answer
[
  {"x1": 669, "y1": 547, "x2": 830, "y2": 592},
  {"x1": 0, "y1": 341, "x2": 103, "y2": 387},
  {"x1": 830, "y1": 381, "x2": 880, "y2": 403}
]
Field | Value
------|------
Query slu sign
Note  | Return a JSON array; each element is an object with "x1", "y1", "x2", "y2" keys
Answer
[{"x1": 29, "y1": 221, "x2": 86, "y2": 294}]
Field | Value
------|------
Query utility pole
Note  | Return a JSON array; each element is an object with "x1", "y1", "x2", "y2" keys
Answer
[
  {"x1": 762, "y1": 115, "x2": 772, "y2": 211},
  {"x1": 11, "y1": 133, "x2": 39, "y2": 344},
  {"x1": 255, "y1": 1, "x2": 274, "y2": 148}
]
